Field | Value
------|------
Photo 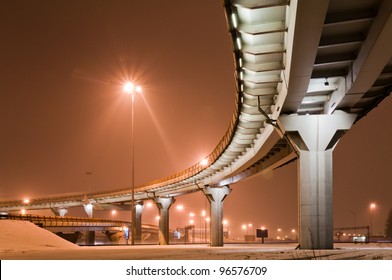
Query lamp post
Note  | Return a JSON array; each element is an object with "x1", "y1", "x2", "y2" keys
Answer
[
  {"x1": 351, "y1": 210, "x2": 357, "y2": 235},
  {"x1": 242, "y1": 224, "x2": 247, "y2": 237},
  {"x1": 370, "y1": 202, "x2": 376, "y2": 239},
  {"x1": 248, "y1": 223, "x2": 253, "y2": 236},
  {"x1": 123, "y1": 81, "x2": 142, "y2": 246},
  {"x1": 201, "y1": 210, "x2": 206, "y2": 242},
  {"x1": 176, "y1": 205, "x2": 183, "y2": 229},
  {"x1": 223, "y1": 219, "x2": 228, "y2": 239},
  {"x1": 86, "y1": 171, "x2": 93, "y2": 193}
]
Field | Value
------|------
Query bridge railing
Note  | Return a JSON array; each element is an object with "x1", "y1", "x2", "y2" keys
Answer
[{"x1": 0, "y1": 213, "x2": 132, "y2": 228}]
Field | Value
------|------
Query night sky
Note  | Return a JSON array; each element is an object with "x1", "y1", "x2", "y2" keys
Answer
[{"x1": 1, "y1": 1, "x2": 391, "y2": 239}]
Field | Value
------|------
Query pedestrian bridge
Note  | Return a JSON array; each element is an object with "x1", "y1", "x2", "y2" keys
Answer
[{"x1": 1, "y1": 0, "x2": 391, "y2": 249}]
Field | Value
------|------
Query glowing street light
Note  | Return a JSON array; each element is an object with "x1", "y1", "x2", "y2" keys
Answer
[
  {"x1": 370, "y1": 202, "x2": 377, "y2": 237},
  {"x1": 123, "y1": 81, "x2": 142, "y2": 246},
  {"x1": 123, "y1": 82, "x2": 142, "y2": 94},
  {"x1": 176, "y1": 205, "x2": 184, "y2": 228},
  {"x1": 200, "y1": 158, "x2": 209, "y2": 167},
  {"x1": 146, "y1": 202, "x2": 153, "y2": 208},
  {"x1": 248, "y1": 223, "x2": 253, "y2": 235},
  {"x1": 242, "y1": 224, "x2": 248, "y2": 235},
  {"x1": 200, "y1": 211, "x2": 208, "y2": 242}
]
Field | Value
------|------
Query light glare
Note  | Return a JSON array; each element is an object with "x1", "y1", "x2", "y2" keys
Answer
[
  {"x1": 231, "y1": 13, "x2": 238, "y2": 28},
  {"x1": 236, "y1": 37, "x2": 242, "y2": 50},
  {"x1": 200, "y1": 158, "x2": 209, "y2": 166},
  {"x1": 123, "y1": 82, "x2": 134, "y2": 93}
]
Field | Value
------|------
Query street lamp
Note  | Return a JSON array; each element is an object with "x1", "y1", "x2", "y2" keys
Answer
[
  {"x1": 86, "y1": 171, "x2": 93, "y2": 193},
  {"x1": 176, "y1": 205, "x2": 184, "y2": 229},
  {"x1": 242, "y1": 224, "x2": 247, "y2": 236},
  {"x1": 248, "y1": 223, "x2": 253, "y2": 236},
  {"x1": 123, "y1": 81, "x2": 142, "y2": 246},
  {"x1": 370, "y1": 202, "x2": 377, "y2": 238},
  {"x1": 223, "y1": 219, "x2": 228, "y2": 239}
]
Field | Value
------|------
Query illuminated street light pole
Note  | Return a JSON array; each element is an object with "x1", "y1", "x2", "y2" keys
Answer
[
  {"x1": 223, "y1": 219, "x2": 228, "y2": 239},
  {"x1": 176, "y1": 205, "x2": 183, "y2": 229},
  {"x1": 86, "y1": 171, "x2": 93, "y2": 193},
  {"x1": 370, "y1": 202, "x2": 376, "y2": 239},
  {"x1": 242, "y1": 224, "x2": 247, "y2": 236},
  {"x1": 201, "y1": 210, "x2": 206, "y2": 242},
  {"x1": 123, "y1": 81, "x2": 142, "y2": 246}
]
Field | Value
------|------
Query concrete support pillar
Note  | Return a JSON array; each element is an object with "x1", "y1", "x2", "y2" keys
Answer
[
  {"x1": 86, "y1": 230, "x2": 95, "y2": 245},
  {"x1": 203, "y1": 185, "x2": 232, "y2": 247},
  {"x1": 83, "y1": 203, "x2": 94, "y2": 218},
  {"x1": 279, "y1": 111, "x2": 356, "y2": 249},
  {"x1": 51, "y1": 208, "x2": 68, "y2": 217},
  {"x1": 132, "y1": 201, "x2": 144, "y2": 243},
  {"x1": 83, "y1": 203, "x2": 95, "y2": 245},
  {"x1": 154, "y1": 197, "x2": 175, "y2": 245}
]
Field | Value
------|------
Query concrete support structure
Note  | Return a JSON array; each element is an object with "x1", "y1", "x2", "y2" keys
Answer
[
  {"x1": 83, "y1": 203, "x2": 93, "y2": 218},
  {"x1": 154, "y1": 197, "x2": 175, "y2": 245},
  {"x1": 203, "y1": 185, "x2": 232, "y2": 247},
  {"x1": 279, "y1": 111, "x2": 356, "y2": 249},
  {"x1": 86, "y1": 230, "x2": 95, "y2": 245},
  {"x1": 83, "y1": 203, "x2": 95, "y2": 245},
  {"x1": 132, "y1": 201, "x2": 144, "y2": 243},
  {"x1": 51, "y1": 208, "x2": 68, "y2": 217}
]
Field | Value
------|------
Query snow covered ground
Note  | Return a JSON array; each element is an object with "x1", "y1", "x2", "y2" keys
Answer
[{"x1": 1, "y1": 220, "x2": 392, "y2": 260}]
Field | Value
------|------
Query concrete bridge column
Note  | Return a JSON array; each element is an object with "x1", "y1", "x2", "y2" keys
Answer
[
  {"x1": 51, "y1": 208, "x2": 68, "y2": 217},
  {"x1": 154, "y1": 197, "x2": 175, "y2": 245},
  {"x1": 83, "y1": 203, "x2": 95, "y2": 245},
  {"x1": 83, "y1": 203, "x2": 94, "y2": 218},
  {"x1": 86, "y1": 230, "x2": 95, "y2": 245},
  {"x1": 279, "y1": 111, "x2": 356, "y2": 249},
  {"x1": 203, "y1": 185, "x2": 232, "y2": 247},
  {"x1": 132, "y1": 201, "x2": 144, "y2": 243}
]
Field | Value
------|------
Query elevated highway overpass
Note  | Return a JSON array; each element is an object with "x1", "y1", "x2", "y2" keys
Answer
[
  {"x1": 1, "y1": 213, "x2": 158, "y2": 245},
  {"x1": 1, "y1": 0, "x2": 391, "y2": 249}
]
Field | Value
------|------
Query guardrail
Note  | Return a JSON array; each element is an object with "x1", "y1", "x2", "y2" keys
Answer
[{"x1": 0, "y1": 213, "x2": 132, "y2": 228}]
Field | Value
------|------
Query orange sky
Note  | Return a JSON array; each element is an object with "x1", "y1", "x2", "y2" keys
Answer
[{"x1": 0, "y1": 0, "x2": 391, "y2": 238}]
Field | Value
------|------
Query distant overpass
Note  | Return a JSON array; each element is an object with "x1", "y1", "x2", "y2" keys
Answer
[
  {"x1": 1, "y1": 0, "x2": 391, "y2": 249},
  {"x1": 1, "y1": 213, "x2": 158, "y2": 245}
]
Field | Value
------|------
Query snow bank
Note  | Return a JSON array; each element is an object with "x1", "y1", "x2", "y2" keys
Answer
[
  {"x1": 1, "y1": 220, "x2": 392, "y2": 260},
  {"x1": 0, "y1": 220, "x2": 78, "y2": 252}
]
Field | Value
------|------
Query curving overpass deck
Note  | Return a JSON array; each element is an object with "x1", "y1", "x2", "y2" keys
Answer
[{"x1": 1, "y1": 0, "x2": 391, "y2": 249}]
